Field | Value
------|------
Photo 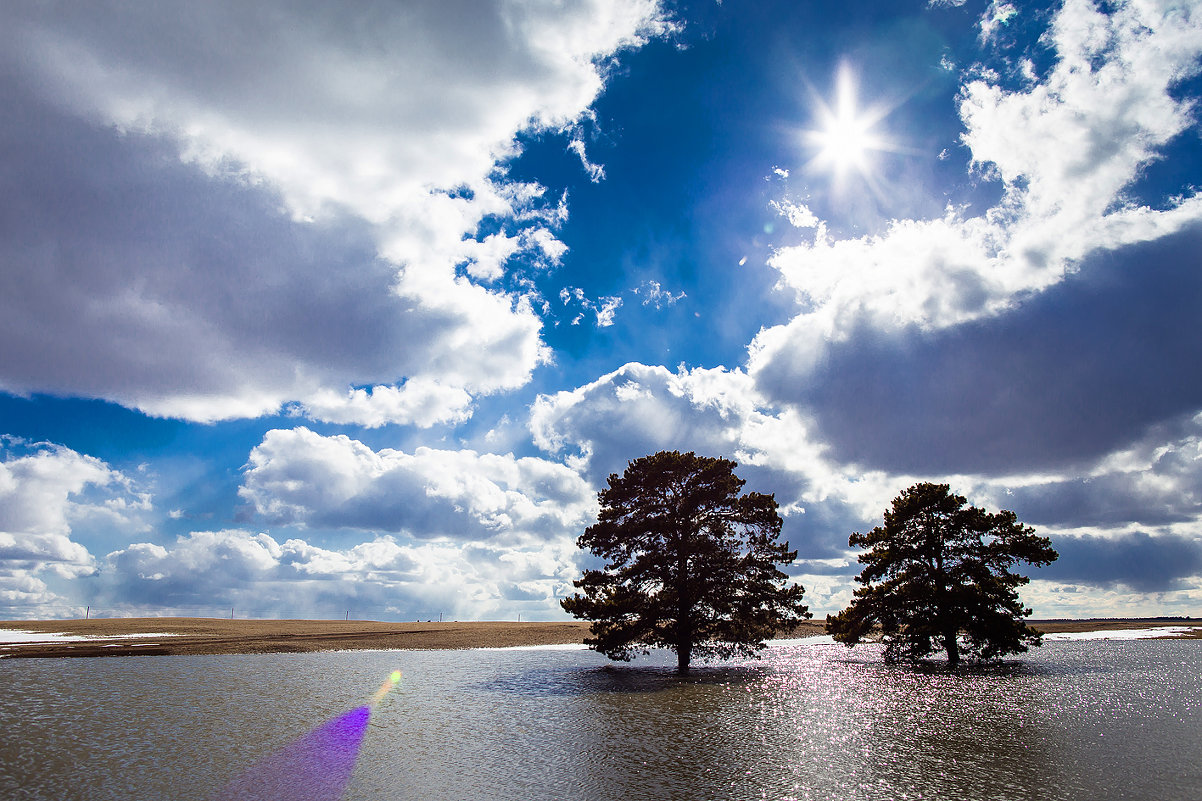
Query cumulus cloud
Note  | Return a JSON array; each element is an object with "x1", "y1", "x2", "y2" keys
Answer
[
  {"x1": 529, "y1": 362, "x2": 894, "y2": 563},
  {"x1": 768, "y1": 224, "x2": 1202, "y2": 475},
  {"x1": 240, "y1": 427, "x2": 596, "y2": 546},
  {"x1": 885, "y1": 411, "x2": 1202, "y2": 601},
  {"x1": 93, "y1": 418, "x2": 607, "y2": 618},
  {"x1": 295, "y1": 381, "x2": 477, "y2": 430},
  {"x1": 0, "y1": 439, "x2": 148, "y2": 612},
  {"x1": 751, "y1": 0, "x2": 1202, "y2": 475},
  {"x1": 4, "y1": 1, "x2": 668, "y2": 242},
  {"x1": 996, "y1": 414, "x2": 1202, "y2": 530},
  {"x1": 0, "y1": 95, "x2": 539, "y2": 425},
  {"x1": 1035, "y1": 532, "x2": 1202, "y2": 593},
  {"x1": 0, "y1": 1, "x2": 668, "y2": 425},
  {"x1": 96, "y1": 529, "x2": 583, "y2": 620},
  {"x1": 528, "y1": 360, "x2": 1202, "y2": 615}
]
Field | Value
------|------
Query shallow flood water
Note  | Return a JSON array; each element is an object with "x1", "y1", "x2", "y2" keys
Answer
[{"x1": 0, "y1": 639, "x2": 1199, "y2": 800}]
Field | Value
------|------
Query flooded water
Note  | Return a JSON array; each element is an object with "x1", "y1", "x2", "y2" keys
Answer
[{"x1": 0, "y1": 639, "x2": 1199, "y2": 800}]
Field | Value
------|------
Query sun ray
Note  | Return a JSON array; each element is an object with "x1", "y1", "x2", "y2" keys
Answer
[{"x1": 801, "y1": 63, "x2": 899, "y2": 194}]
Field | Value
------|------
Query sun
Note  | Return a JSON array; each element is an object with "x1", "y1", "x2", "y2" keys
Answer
[
  {"x1": 804, "y1": 64, "x2": 889, "y2": 179},
  {"x1": 811, "y1": 105, "x2": 878, "y2": 173}
]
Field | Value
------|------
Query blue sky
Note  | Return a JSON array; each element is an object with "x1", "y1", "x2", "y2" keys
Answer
[{"x1": 2, "y1": 0, "x2": 1201, "y2": 621}]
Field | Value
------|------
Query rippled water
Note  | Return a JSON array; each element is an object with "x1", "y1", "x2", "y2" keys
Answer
[{"x1": 1, "y1": 640, "x2": 1199, "y2": 800}]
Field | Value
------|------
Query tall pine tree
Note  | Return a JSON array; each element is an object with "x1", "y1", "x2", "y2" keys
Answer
[{"x1": 562, "y1": 451, "x2": 810, "y2": 675}]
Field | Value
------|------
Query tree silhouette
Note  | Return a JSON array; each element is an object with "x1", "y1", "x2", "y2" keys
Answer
[
  {"x1": 828, "y1": 482, "x2": 1058, "y2": 666},
  {"x1": 562, "y1": 451, "x2": 810, "y2": 675}
]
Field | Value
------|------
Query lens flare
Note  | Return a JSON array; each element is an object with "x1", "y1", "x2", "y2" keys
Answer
[
  {"x1": 213, "y1": 671, "x2": 402, "y2": 801},
  {"x1": 372, "y1": 669, "x2": 403, "y2": 706}
]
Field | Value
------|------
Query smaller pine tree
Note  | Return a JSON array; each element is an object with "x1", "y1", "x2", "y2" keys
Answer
[{"x1": 827, "y1": 482, "x2": 1057, "y2": 666}]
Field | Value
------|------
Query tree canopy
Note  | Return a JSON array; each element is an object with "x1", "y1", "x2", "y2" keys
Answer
[
  {"x1": 561, "y1": 450, "x2": 810, "y2": 675},
  {"x1": 827, "y1": 482, "x2": 1058, "y2": 667}
]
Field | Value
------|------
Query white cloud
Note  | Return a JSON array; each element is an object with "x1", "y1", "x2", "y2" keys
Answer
[
  {"x1": 99, "y1": 528, "x2": 584, "y2": 620},
  {"x1": 528, "y1": 227, "x2": 569, "y2": 265},
  {"x1": 568, "y1": 136, "x2": 607, "y2": 182},
  {"x1": 0, "y1": 1, "x2": 669, "y2": 425},
  {"x1": 0, "y1": 440, "x2": 149, "y2": 613},
  {"x1": 752, "y1": 0, "x2": 1202, "y2": 388},
  {"x1": 633, "y1": 280, "x2": 687, "y2": 309},
  {"x1": 1022, "y1": 577, "x2": 1202, "y2": 618},
  {"x1": 528, "y1": 361, "x2": 894, "y2": 524},
  {"x1": 558, "y1": 286, "x2": 624, "y2": 327},
  {"x1": 594, "y1": 296, "x2": 623, "y2": 327},
  {"x1": 527, "y1": 359, "x2": 1202, "y2": 616},
  {"x1": 240, "y1": 427, "x2": 596, "y2": 546},
  {"x1": 771, "y1": 200, "x2": 820, "y2": 229},
  {"x1": 961, "y1": 413, "x2": 1202, "y2": 534},
  {"x1": 295, "y1": 380, "x2": 475, "y2": 430},
  {"x1": 962, "y1": 0, "x2": 1201, "y2": 222},
  {"x1": 978, "y1": 0, "x2": 1018, "y2": 42},
  {"x1": 75, "y1": 425, "x2": 607, "y2": 618},
  {"x1": 8, "y1": 1, "x2": 667, "y2": 241}
]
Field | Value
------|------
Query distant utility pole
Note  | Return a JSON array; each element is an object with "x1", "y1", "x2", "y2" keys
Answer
[
  {"x1": 345, "y1": 610, "x2": 349, "y2": 621},
  {"x1": 230, "y1": 607, "x2": 234, "y2": 620},
  {"x1": 85, "y1": 606, "x2": 90, "y2": 620}
]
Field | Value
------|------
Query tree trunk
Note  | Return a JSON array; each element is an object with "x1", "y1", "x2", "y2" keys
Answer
[
  {"x1": 677, "y1": 642, "x2": 691, "y2": 676},
  {"x1": 675, "y1": 520, "x2": 692, "y2": 676},
  {"x1": 944, "y1": 629, "x2": 960, "y2": 668},
  {"x1": 933, "y1": 537, "x2": 959, "y2": 668}
]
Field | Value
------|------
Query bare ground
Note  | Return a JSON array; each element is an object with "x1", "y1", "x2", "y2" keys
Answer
[
  {"x1": 0, "y1": 616, "x2": 1196, "y2": 659},
  {"x1": 1028, "y1": 617, "x2": 1202, "y2": 637},
  {"x1": 0, "y1": 619, "x2": 595, "y2": 659}
]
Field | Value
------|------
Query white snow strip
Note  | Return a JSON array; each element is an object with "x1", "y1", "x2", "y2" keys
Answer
[
  {"x1": 768, "y1": 635, "x2": 837, "y2": 647},
  {"x1": 0, "y1": 629, "x2": 180, "y2": 645},
  {"x1": 471, "y1": 643, "x2": 590, "y2": 652},
  {"x1": 1041, "y1": 626, "x2": 1201, "y2": 641}
]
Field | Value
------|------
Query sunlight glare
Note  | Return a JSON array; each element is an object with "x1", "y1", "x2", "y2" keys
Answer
[{"x1": 806, "y1": 64, "x2": 886, "y2": 178}]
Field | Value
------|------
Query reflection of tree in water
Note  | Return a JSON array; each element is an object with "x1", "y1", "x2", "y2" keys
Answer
[
  {"x1": 569, "y1": 664, "x2": 771, "y2": 800},
  {"x1": 479, "y1": 662, "x2": 762, "y2": 698}
]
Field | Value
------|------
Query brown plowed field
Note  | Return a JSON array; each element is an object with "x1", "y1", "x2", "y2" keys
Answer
[{"x1": 0, "y1": 617, "x2": 1195, "y2": 659}]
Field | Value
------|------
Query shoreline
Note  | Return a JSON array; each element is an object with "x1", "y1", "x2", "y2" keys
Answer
[
  {"x1": 0, "y1": 619, "x2": 597, "y2": 659},
  {"x1": 0, "y1": 616, "x2": 1198, "y2": 659}
]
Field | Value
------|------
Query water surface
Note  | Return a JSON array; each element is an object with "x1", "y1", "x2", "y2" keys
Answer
[{"x1": 0, "y1": 640, "x2": 1198, "y2": 800}]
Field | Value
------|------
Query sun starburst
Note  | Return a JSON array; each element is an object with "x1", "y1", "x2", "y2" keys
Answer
[{"x1": 804, "y1": 64, "x2": 893, "y2": 183}]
